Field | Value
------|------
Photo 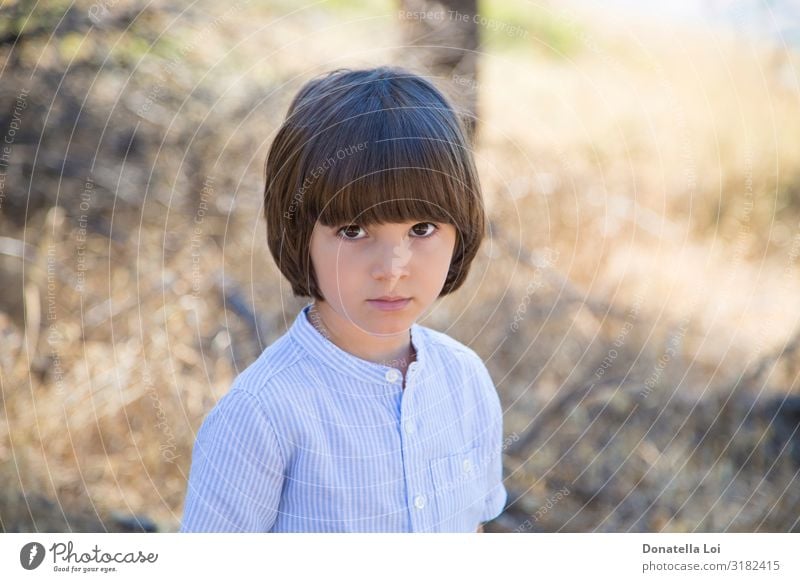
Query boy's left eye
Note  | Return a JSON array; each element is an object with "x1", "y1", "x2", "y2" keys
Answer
[
  {"x1": 410, "y1": 222, "x2": 437, "y2": 237},
  {"x1": 335, "y1": 222, "x2": 438, "y2": 241}
]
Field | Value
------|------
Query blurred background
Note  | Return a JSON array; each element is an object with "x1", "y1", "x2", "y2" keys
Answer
[{"x1": 1, "y1": 0, "x2": 799, "y2": 533}]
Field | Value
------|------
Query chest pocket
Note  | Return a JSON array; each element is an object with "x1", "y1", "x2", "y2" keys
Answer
[{"x1": 429, "y1": 444, "x2": 487, "y2": 532}]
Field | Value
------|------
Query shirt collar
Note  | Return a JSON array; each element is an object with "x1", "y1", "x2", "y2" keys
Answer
[{"x1": 288, "y1": 302, "x2": 427, "y2": 392}]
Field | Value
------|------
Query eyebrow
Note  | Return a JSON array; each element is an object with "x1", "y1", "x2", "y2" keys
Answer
[{"x1": 331, "y1": 220, "x2": 437, "y2": 228}]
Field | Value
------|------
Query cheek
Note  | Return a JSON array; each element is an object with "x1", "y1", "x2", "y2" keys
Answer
[
  {"x1": 311, "y1": 237, "x2": 337, "y2": 283},
  {"x1": 318, "y1": 243, "x2": 362, "y2": 279},
  {"x1": 410, "y1": 242, "x2": 454, "y2": 283},
  {"x1": 418, "y1": 236, "x2": 456, "y2": 264}
]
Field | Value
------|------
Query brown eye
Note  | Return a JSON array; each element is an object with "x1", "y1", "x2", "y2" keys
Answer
[
  {"x1": 336, "y1": 224, "x2": 366, "y2": 240},
  {"x1": 411, "y1": 223, "x2": 437, "y2": 238}
]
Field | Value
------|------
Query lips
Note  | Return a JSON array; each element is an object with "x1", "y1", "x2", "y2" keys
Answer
[{"x1": 367, "y1": 297, "x2": 412, "y2": 311}]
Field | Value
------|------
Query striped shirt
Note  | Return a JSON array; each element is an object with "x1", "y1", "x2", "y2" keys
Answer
[{"x1": 180, "y1": 302, "x2": 507, "y2": 532}]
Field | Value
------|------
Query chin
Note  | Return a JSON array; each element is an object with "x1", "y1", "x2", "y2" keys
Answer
[{"x1": 362, "y1": 315, "x2": 412, "y2": 335}]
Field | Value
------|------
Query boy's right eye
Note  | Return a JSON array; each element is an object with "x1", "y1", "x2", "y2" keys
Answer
[{"x1": 336, "y1": 224, "x2": 366, "y2": 240}]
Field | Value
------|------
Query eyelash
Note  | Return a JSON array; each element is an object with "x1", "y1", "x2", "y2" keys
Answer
[{"x1": 335, "y1": 222, "x2": 439, "y2": 241}]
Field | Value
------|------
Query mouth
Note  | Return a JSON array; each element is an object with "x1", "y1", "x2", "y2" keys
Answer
[
  {"x1": 369, "y1": 296, "x2": 410, "y2": 302},
  {"x1": 367, "y1": 297, "x2": 412, "y2": 311}
]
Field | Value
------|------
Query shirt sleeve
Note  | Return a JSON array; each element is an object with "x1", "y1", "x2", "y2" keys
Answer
[
  {"x1": 474, "y1": 359, "x2": 508, "y2": 524},
  {"x1": 180, "y1": 389, "x2": 285, "y2": 532}
]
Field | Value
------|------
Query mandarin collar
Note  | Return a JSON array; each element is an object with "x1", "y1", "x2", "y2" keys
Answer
[{"x1": 287, "y1": 303, "x2": 426, "y2": 394}]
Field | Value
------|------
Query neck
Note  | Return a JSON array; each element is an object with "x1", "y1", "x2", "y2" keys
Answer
[{"x1": 308, "y1": 301, "x2": 416, "y2": 373}]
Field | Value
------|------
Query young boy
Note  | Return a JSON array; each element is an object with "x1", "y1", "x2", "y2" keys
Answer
[{"x1": 180, "y1": 66, "x2": 507, "y2": 533}]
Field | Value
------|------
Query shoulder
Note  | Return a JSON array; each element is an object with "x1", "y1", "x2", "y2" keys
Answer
[
  {"x1": 223, "y1": 331, "x2": 308, "y2": 404},
  {"x1": 417, "y1": 325, "x2": 496, "y2": 388},
  {"x1": 420, "y1": 326, "x2": 503, "y2": 430},
  {"x1": 419, "y1": 325, "x2": 481, "y2": 363}
]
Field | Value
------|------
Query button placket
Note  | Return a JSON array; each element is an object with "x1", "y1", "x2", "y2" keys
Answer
[
  {"x1": 399, "y1": 379, "x2": 430, "y2": 530},
  {"x1": 385, "y1": 368, "x2": 401, "y2": 383}
]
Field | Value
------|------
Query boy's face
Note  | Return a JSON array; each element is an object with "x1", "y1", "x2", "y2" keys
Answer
[{"x1": 309, "y1": 220, "x2": 457, "y2": 335}]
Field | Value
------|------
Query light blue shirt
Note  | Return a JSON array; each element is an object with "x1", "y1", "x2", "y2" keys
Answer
[{"x1": 180, "y1": 303, "x2": 507, "y2": 532}]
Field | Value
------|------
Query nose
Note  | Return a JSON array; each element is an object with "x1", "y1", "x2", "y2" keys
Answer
[{"x1": 370, "y1": 237, "x2": 412, "y2": 282}]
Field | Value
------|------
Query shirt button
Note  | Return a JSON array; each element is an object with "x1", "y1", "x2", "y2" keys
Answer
[
  {"x1": 413, "y1": 494, "x2": 426, "y2": 509},
  {"x1": 404, "y1": 421, "x2": 416, "y2": 434},
  {"x1": 385, "y1": 369, "x2": 401, "y2": 383},
  {"x1": 463, "y1": 458, "x2": 472, "y2": 473}
]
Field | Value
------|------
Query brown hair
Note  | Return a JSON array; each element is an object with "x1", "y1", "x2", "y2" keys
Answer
[{"x1": 263, "y1": 65, "x2": 485, "y2": 301}]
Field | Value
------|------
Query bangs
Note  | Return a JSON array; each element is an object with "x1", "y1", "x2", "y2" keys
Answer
[{"x1": 301, "y1": 107, "x2": 478, "y2": 229}]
